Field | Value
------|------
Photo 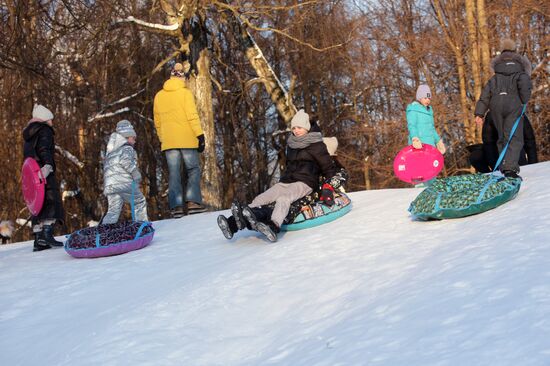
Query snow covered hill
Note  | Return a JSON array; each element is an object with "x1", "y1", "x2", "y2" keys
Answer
[{"x1": 2, "y1": 162, "x2": 550, "y2": 366}]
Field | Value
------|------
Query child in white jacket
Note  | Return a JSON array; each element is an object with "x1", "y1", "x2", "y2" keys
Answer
[{"x1": 102, "y1": 120, "x2": 148, "y2": 224}]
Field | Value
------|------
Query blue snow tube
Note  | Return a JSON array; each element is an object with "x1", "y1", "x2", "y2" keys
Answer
[{"x1": 281, "y1": 192, "x2": 352, "y2": 231}]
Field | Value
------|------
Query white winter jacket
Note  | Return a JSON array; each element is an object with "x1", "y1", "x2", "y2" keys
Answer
[{"x1": 103, "y1": 132, "x2": 142, "y2": 195}]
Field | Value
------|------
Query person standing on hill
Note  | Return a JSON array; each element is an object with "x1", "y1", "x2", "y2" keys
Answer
[
  {"x1": 22, "y1": 104, "x2": 65, "y2": 251},
  {"x1": 154, "y1": 63, "x2": 206, "y2": 218},
  {"x1": 102, "y1": 120, "x2": 148, "y2": 224},
  {"x1": 474, "y1": 38, "x2": 532, "y2": 179},
  {"x1": 406, "y1": 84, "x2": 446, "y2": 155}
]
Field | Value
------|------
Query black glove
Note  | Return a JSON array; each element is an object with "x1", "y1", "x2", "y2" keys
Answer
[
  {"x1": 320, "y1": 183, "x2": 335, "y2": 207},
  {"x1": 197, "y1": 134, "x2": 205, "y2": 153}
]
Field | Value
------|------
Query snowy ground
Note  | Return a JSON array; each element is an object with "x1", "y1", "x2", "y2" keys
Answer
[{"x1": 1, "y1": 162, "x2": 550, "y2": 366}]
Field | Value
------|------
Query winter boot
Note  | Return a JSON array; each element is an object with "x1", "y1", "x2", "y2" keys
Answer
[
  {"x1": 241, "y1": 206, "x2": 259, "y2": 231},
  {"x1": 217, "y1": 215, "x2": 239, "y2": 240},
  {"x1": 170, "y1": 206, "x2": 186, "y2": 219},
  {"x1": 255, "y1": 221, "x2": 279, "y2": 243},
  {"x1": 187, "y1": 201, "x2": 207, "y2": 215},
  {"x1": 33, "y1": 231, "x2": 52, "y2": 252},
  {"x1": 42, "y1": 225, "x2": 64, "y2": 247},
  {"x1": 231, "y1": 201, "x2": 247, "y2": 230},
  {"x1": 502, "y1": 170, "x2": 522, "y2": 180}
]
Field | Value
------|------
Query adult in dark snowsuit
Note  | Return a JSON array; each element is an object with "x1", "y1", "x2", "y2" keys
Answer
[
  {"x1": 468, "y1": 112, "x2": 538, "y2": 173},
  {"x1": 23, "y1": 104, "x2": 65, "y2": 251},
  {"x1": 474, "y1": 38, "x2": 532, "y2": 178}
]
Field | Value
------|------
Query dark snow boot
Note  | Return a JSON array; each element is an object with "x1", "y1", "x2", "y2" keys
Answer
[
  {"x1": 502, "y1": 170, "x2": 522, "y2": 180},
  {"x1": 217, "y1": 215, "x2": 238, "y2": 240},
  {"x1": 43, "y1": 225, "x2": 64, "y2": 247},
  {"x1": 231, "y1": 201, "x2": 247, "y2": 230},
  {"x1": 33, "y1": 232, "x2": 52, "y2": 252},
  {"x1": 255, "y1": 221, "x2": 279, "y2": 243},
  {"x1": 241, "y1": 206, "x2": 259, "y2": 231}
]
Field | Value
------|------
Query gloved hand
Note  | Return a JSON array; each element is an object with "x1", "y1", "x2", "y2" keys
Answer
[
  {"x1": 40, "y1": 164, "x2": 53, "y2": 179},
  {"x1": 436, "y1": 140, "x2": 446, "y2": 154},
  {"x1": 327, "y1": 175, "x2": 346, "y2": 190},
  {"x1": 131, "y1": 170, "x2": 142, "y2": 183},
  {"x1": 412, "y1": 137, "x2": 422, "y2": 149},
  {"x1": 320, "y1": 183, "x2": 335, "y2": 207},
  {"x1": 197, "y1": 134, "x2": 205, "y2": 153}
]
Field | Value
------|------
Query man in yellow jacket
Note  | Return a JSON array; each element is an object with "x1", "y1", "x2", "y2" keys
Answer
[{"x1": 154, "y1": 63, "x2": 206, "y2": 217}]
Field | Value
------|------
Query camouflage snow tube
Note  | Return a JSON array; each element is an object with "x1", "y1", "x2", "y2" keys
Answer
[
  {"x1": 65, "y1": 221, "x2": 154, "y2": 258},
  {"x1": 281, "y1": 192, "x2": 352, "y2": 231},
  {"x1": 408, "y1": 174, "x2": 521, "y2": 220}
]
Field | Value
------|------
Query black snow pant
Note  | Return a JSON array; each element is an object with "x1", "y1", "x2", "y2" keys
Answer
[{"x1": 490, "y1": 97, "x2": 524, "y2": 173}]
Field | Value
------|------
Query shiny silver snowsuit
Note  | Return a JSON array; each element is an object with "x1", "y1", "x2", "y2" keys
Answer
[{"x1": 103, "y1": 132, "x2": 148, "y2": 224}]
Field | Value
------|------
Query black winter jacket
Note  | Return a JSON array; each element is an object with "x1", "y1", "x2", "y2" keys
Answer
[
  {"x1": 23, "y1": 122, "x2": 64, "y2": 223},
  {"x1": 280, "y1": 139, "x2": 337, "y2": 191},
  {"x1": 475, "y1": 51, "x2": 532, "y2": 117}
]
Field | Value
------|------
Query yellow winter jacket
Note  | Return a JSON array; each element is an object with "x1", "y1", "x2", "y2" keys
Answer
[{"x1": 153, "y1": 77, "x2": 204, "y2": 151}]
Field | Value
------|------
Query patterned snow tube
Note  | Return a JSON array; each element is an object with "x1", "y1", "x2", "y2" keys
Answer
[
  {"x1": 408, "y1": 174, "x2": 521, "y2": 220},
  {"x1": 65, "y1": 221, "x2": 154, "y2": 258},
  {"x1": 282, "y1": 192, "x2": 352, "y2": 231}
]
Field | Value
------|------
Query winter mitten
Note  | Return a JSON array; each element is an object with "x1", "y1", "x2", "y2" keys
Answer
[
  {"x1": 320, "y1": 183, "x2": 335, "y2": 207},
  {"x1": 197, "y1": 134, "x2": 205, "y2": 153},
  {"x1": 327, "y1": 175, "x2": 346, "y2": 190},
  {"x1": 40, "y1": 164, "x2": 53, "y2": 179},
  {"x1": 436, "y1": 140, "x2": 446, "y2": 155},
  {"x1": 412, "y1": 137, "x2": 422, "y2": 149},
  {"x1": 131, "y1": 170, "x2": 142, "y2": 182}
]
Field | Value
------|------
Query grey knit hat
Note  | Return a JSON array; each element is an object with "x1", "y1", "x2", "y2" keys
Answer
[
  {"x1": 416, "y1": 84, "x2": 432, "y2": 101},
  {"x1": 500, "y1": 38, "x2": 516, "y2": 53},
  {"x1": 290, "y1": 109, "x2": 311, "y2": 131},
  {"x1": 116, "y1": 120, "x2": 136, "y2": 138}
]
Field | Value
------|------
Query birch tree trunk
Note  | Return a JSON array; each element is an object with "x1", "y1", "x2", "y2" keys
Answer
[
  {"x1": 231, "y1": 16, "x2": 297, "y2": 123},
  {"x1": 186, "y1": 49, "x2": 223, "y2": 209},
  {"x1": 477, "y1": 0, "x2": 492, "y2": 83},
  {"x1": 465, "y1": 0, "x2": 483, "y2": 142},
  {"x1": 432, "y1": 0, "x2": 475, "y2": 144}
]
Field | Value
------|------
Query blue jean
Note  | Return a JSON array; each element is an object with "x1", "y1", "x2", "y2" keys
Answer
[{"x1": 165, "y1": 149, "x2": 202, "y2": 209}]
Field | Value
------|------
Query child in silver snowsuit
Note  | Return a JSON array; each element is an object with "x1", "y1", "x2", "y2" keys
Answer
[{"x1": 102, "y1": 120, "x2": 148, "y2": 224}]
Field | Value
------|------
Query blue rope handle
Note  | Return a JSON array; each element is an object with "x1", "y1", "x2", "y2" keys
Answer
[
  {"x1": 492, "y1": 104, "x2": 528, "y2": 174},
  {"x1": 131, "y1": 180, "x2": 136, "y2": 222}
]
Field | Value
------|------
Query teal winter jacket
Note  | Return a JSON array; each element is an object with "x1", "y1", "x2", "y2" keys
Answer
[{"x1": 406, "y1": 101, "x2": 441, "y2": 147}]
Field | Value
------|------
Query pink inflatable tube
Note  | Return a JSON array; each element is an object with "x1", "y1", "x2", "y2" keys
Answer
[
  {"x1": 21, "y1": 157, "x2": 46, "y2": 216},
  {"x1": 393, "y1": 144, "x2": 444, "y2": 184}
]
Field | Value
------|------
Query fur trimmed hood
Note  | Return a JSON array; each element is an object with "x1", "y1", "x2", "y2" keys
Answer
[{"x1": 491, "y1": 51, "x2": 532, "y2": 76}]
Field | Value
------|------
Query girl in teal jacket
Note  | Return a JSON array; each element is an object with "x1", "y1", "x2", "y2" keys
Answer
[{"x1": 407, "y1": 84, "x2": 446, "y2": 154}]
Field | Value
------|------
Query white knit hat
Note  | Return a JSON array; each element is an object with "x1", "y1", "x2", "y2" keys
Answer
[
  {"x1": 290, "y1": 109, "x2": 311, "y2": 131},
  {"x1": 416, "y1": 84, "x2": 432, "y2": 101},
  {"x1": 323, "y1": 137, "x2": 338, "y2": 156},
  {"x1": 32, "y1": 104, "x2": 54, "y2": 121},
  {"x1": 116, "y1": 120, "x2": 136, "y2": 138}
]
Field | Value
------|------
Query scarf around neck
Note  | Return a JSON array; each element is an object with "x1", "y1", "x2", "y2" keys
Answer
[{"x1": 287, "y1": 131, "x2": 323, "y2": 149}]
